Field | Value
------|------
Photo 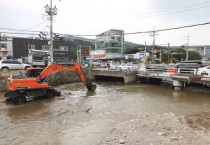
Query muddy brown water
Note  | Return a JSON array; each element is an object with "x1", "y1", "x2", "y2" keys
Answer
[{"x1": 1, "y1": 82, "x2": 210, "y2": 145}]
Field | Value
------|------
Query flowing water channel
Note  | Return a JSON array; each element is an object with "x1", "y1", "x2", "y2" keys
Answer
[{"x1": 1, "y1": 82, "x2": 210, "y2": 145}]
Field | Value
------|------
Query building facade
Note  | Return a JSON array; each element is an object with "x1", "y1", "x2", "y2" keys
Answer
[
  {"x1": 7, "y1": 37, "x2": 71, "y2": 63},
  {"x1": 95, "y1": 29, "x2": 124, "y2": 59},
  {"x1": 0, "y1": 36, "x2": 9, "y2": 59}
]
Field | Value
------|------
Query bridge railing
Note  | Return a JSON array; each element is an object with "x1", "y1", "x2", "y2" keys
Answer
[
  {"x1": 146, "y1": 68, "x2": 166, "y2": 72},
  {"x1": 177, "y1": 68, "x2": 197, "y2": 74}
]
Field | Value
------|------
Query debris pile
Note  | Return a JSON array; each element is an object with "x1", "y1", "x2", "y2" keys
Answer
[{"x1": 98, "y1": 113, "x2": 210, "y2": 145}]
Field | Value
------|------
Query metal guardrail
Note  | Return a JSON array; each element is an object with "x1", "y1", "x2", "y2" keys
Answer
[
  {"x1": 177, "y1": 68, "x2": 197, "y2": 74},
  {"x1": 95, "y1": 66, "x2": 199, "y2": 74},
  {"x1": 146, "y1": 67, "x2": 198, "y2": 74},
  {"x1": 146, "y1": 68, "x2": 166, "y2": 72}
]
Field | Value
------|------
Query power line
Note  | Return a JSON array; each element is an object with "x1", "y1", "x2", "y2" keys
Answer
[
  {"x1": 41, "y1": 21, "x2": 50, "y2": 32},
  {"x1": 0, "y1": 21, "x2": 210, "y2": 37},
  {"x1": 22, "y1": 20, "x2": 48, "y2": 31},
  {"x1": 125, "y1": 22, "x2": 210, "y2": 35},
  {"x1": 80, "y1": 1, "x2": 210, "y2": 20},
  {"x1": 0, "y1": 31, "x2": 39, "y2": 35},
  {"x1": 0, "y1": 23, "x2": 48, "y2": 33},
  {"x1": 0, "y1": 1, "x2": 41, "y2": 19},
  {"x1": 0, "y1": 9, "x2": 41, "y2": 19},
  {"x1": 132, "y1": 1, "x2": 210, "y2": 17},
  {"x1": 0, "y1": 21, "x2": 49, "y2": 35},
  {"x1": 145, "y1": 5, "x2": 210, "y2": 19},
  {"x1": 58, "y1": 21, "x2": 210, "y2": 36}
]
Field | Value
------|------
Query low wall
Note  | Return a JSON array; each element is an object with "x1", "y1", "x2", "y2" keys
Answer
[{"x1": 92, "y1": 69, "x2": 136, "y2": 83}]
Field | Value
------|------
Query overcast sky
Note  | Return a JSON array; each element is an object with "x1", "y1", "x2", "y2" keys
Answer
[{"x1": 0, "y1": 0, "x2": 209, "y2": 46}]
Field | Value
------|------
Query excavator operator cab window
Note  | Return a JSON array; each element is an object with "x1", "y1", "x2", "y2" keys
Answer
[{"x1": 26, "y1": 68, "x2": 44, "y2": 78}]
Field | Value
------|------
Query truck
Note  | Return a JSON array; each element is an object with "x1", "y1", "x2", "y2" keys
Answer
[
  {"x1": 28, "y1": 49, "x2": 49, "y2": 67},
  {"x1": 4, "y1": 62, "x2": 97, "y2": 105}
]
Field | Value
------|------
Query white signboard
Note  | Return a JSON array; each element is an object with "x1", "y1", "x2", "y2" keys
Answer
[{"x1": 90, "y1": 50, "x2": 106, "y2": 59}]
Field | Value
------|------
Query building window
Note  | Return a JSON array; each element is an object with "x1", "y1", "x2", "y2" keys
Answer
[
  {"x1": 42, "y1": 45, "x2": 50, "y2": 51},
  {"x1": 53, "y1": 57, "x2": 58, "y2": 62},
  {"x1": 59, "y1": 46, "x2": 68, "y2": 51},
  {"x1": 28, "y1": 44, "x2": 35, "y2": 51},
  {"x1": 53, "y1": 46, "x2": 59, "y2": 50},
  {"x1": 0, "y1": 42, "x2": 7, "y2": 49},
  {"x1": 59, "y1": 57, "x2": 68, "y2": 61}
]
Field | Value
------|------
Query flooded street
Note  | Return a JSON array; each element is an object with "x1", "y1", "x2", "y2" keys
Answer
[{"x1": 1, "y1": 82, "x2": 210, "y2": 145}]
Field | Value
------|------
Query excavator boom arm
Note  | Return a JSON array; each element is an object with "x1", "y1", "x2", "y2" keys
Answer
[{"x1": 38, "y1": 63, "x2": 96, "y2": 92}]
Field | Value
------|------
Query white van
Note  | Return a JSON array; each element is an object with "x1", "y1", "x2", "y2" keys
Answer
[{"x1": 28, "y1": 49, "x2": 49, "y2": 67}]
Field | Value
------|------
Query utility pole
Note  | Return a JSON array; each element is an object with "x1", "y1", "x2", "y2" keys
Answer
[
  {"x1": 144, "y1": 41, "x2": 147, "y2": 54},
  {"x1": 77, "y1": 45, "x2": 82, "y2": 64},
  {"x1": 45, "y1": 0, "x2": 58, "y2": 63},
  {"x1": 120, "y1": 30, "x2": 125, "y2": 59},
  {"x1": 143, "y1": 41, "x2": 147, "y2": 63},
  {"x1": 149, "y1": 27, "x2": 158, "y2": 63},
  {"x1": 185, "y1": 34, "x2": 191, "y2": 61},
  {"x1": 0, "y1": 32, "x2": 1, "y2": 51},
  {"x1": 167, "y1": 43, "x2": 170, "y2": 64}
]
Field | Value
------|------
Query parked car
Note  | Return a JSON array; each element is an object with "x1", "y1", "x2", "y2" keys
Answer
[
  {"x1": 106, "y1": 61, "x2": 120, "y2": 70},
  {"x1": 176, "y1": 61, "x2": 203, "y2": 69},
  {"x1": 118, "y1": 63, "x2": 139, "y2": 71},
  {"x1": 146, "y1": 64, "x2": 170, "y2": 71},
  {"x1": 137, "y1": 63, "x2": 147, "y2": 72},
  {"x1": 175, "y1": 62, "x2": 204, "y2": 74},
  {"x1": 179, "y1": 60, "x2": 203, "y2": 64},
  {"x1": 197, "y1": 66, "x2": 210, "y2": 76},
  {"x1": 0, "y1": 60, "x2": 31, "y2": 71}
]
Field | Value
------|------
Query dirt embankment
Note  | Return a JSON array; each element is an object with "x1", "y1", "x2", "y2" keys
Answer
[
  {"x1": 185, "y1": 112, "x2": 210, "y2": 130},
  {"x1": 98, "y1": 112, "x2": 210, "y2": 145}
]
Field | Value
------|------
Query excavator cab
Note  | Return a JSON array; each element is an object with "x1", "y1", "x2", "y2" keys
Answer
[{"x1": 25, "y1": 68, "x2": 44, "y2": 78}]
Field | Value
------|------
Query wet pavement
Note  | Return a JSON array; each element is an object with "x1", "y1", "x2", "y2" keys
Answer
[{"x1": 1, "y1": 82, "x2": 210, "y2": 145}]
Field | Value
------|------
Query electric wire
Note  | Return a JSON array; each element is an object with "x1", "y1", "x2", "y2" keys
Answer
[
  {"x1": 125, "y1": 22, "x2": 210, "y2": 35},
  {"x1": 55, "y1": 21, "x2": 210, "y2": 37},
  {"x1": 0, "y1": 1, "x2": 41, "y2": 19},
  {"x1": 0, "y1": 21, "x2": 48, "y2": 33},
  {"x1": 22, "y1": 20, "x2": 48, "y2": 31},
  {"x1": 41, "y1": 21, "x2": 50, "y2": 32},
  {"x1": 126, "y1": 1, "x2": 210, "y2": 17},
  {"x1": 0, "y1": 31, "x2": 39, "y2": 35},
  {"x1": 0, "y1": 22, "x2": 210, "y2": 37},
  {"x1": 72, "y1": 1, "x2": 210, "y2": 20}
]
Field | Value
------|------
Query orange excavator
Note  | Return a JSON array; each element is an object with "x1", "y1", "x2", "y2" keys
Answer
[{"x1": 4, "y1": 63, "x2": 97, "y2": 105}]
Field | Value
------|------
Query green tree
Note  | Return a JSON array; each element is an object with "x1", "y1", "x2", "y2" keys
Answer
[
  {"x1": 161, "y1": 48, "x2": 202, "y2": 63},
  {"x1": 161, "y1": 53, "x2": 169, "y2": 63},
  {"x1": 172, "y1": 48, "x2": 186, "y2": 61},
  {"x1": 188, "y1": 51, "x2": 202, "y2": 60}
]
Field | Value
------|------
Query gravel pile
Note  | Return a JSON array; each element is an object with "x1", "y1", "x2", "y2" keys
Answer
[{"x1": 98, "y1": 112, "x2": 210, "y2": 145}]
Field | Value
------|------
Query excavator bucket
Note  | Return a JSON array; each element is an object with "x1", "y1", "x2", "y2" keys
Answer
[{"x1": 86, "y1": 83, "x2": 97, "y2": 92}]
